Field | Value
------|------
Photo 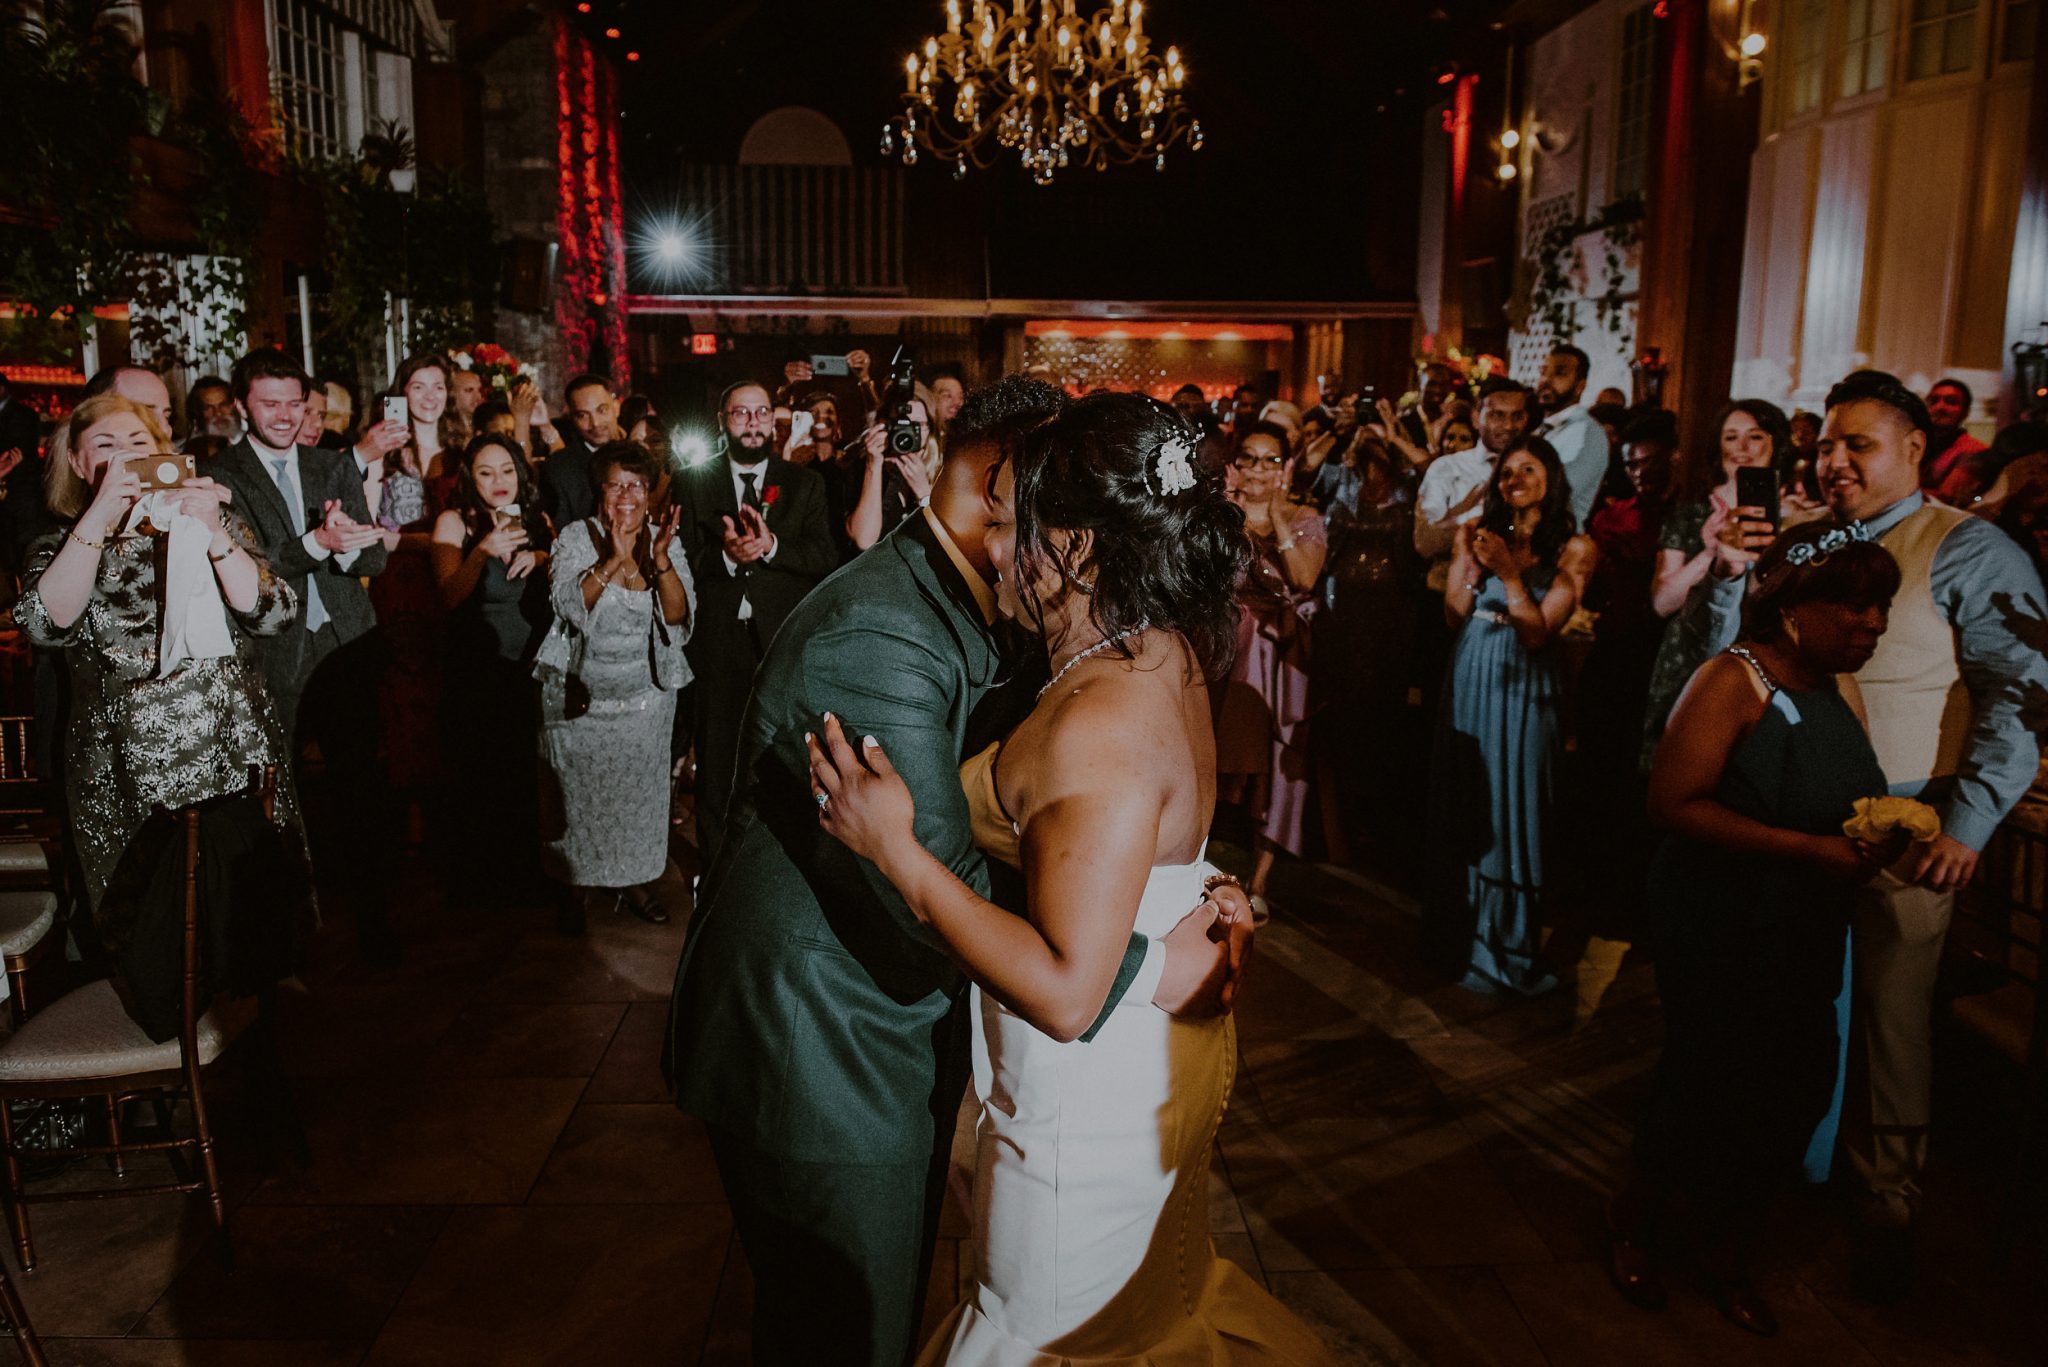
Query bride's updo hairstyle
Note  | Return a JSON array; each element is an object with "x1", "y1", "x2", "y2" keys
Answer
[{"x1": 1011, "y1": 391, "x2": 1248, "y2": 679}]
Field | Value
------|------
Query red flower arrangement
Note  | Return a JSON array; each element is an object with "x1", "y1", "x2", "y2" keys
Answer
[{"x1": 452, "y1": 343, "x2": 537, "y2": 397}]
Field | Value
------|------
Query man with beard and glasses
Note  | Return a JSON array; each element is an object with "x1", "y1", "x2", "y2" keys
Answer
[{"x1": 674, "y1": 380, "x2": 837, "y2": 857}]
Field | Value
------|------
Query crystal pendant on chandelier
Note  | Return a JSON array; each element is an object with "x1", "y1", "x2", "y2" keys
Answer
[{"x1": 883, "y1": 0, "x2": 1200, "y2": 186}]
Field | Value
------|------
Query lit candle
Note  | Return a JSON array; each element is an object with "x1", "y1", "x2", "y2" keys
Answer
[
  {"x1": 906, "y1": 54, "x2": 919, "y2": 92},
  {"x1": 1131, "y1": 0, "x2": 1143, "y2": 35},
  {"x1": 1088, "y1": 79, "x2": 1100, "y2": 114},
  {"x1": 947, "y1": 0, "x2": 960, "y2": 33}
]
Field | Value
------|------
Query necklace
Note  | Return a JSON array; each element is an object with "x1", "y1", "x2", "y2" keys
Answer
[{"x1": 1039, "y1": 620, "x2": 1149, "y2": 700}]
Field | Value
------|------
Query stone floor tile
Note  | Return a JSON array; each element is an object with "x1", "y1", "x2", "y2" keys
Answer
[
  {"x1": 584, "y1": 1001, "x2": 675, "y2": 1103},
  {"x1": 361, "y1": 1204, "x2": 729, "y2": 1366},
  {"x1": 527, "y1": 1104, "x2": 726, "y2": 1205},
  {"x1": 42, "y1": 1340, "x2": 364, "y2": 1366},
  {"x1": 418, "y1": 1002, "x2": 627, "y2": 1079},
  {"x1": 1267, "y1": 1267, "x2": 1548, "y2": 1367}
]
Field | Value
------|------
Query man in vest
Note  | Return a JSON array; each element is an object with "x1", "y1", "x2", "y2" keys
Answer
[{"x1": 1814, "y1": 370, "x2": 2048, "y2": 1300}]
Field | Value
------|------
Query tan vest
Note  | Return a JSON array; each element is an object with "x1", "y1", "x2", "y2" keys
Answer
[{"x1": 1857, "y1": 502, "x2": 1972, "y2": 787}]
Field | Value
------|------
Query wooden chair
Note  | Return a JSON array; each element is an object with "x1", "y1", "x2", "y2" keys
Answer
[
  {"x1": 0, "y1": 1262, "x2": 42, "y2": 1366},
  {"x1": 0, "y1": 779, "x2": 274, "y2": 1272},
  {"x1": 0, "y1": 716, "x2": 67, "y2": 1025},
  {"x1": 0, "y1": 720, "x2": 44, "y2": 825}
]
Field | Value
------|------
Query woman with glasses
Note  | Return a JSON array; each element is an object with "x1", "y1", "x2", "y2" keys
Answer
[
  {"x1": 535, "y1": 441, "x2": 694, "y2": 932},
  {"x1": 1214, "y1": 419, "x2": 1327, "y2": 917}
]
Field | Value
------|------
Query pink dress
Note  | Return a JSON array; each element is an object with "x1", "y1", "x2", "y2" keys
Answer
[{"x1": 1214, "y1": 506, "x2": 1326, "y2": 856}]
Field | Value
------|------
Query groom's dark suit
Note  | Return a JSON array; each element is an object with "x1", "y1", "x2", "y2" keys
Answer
[{"x1": 667, "y1": 511, "x2": 1151, "y2": 1367}]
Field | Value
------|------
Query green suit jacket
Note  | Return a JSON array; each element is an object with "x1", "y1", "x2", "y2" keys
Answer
[{"x1": 666, "y1": 513, "x2": 1149, "y2": 1165}]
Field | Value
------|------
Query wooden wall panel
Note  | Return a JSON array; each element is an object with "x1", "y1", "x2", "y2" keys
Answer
[
  {"x1": 1868, "y1": 93, "x2": 1973, "y2": 387},
  {"x1": 1799, "y1": 111, "x2": 1877, "y2": 398},
  {"x1": 1733, "y1": 127, "x2": 1818, "y2": 399},
  {"x1": 1957, "y1": 83, "x2": 2031, "y2": 372}
]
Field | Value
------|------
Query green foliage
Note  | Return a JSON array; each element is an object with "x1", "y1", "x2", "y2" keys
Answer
[
  {"x1": 1526, "y1": 192, "x2": 1646, "y2": 342},
  {"x1": 0, "y1": 1, "x2": 150, "y2": 360}
]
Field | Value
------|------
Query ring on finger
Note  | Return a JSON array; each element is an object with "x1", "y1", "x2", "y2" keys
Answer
[{"x1": 814, "y1": 791, "x2": 830, "y2": 811}]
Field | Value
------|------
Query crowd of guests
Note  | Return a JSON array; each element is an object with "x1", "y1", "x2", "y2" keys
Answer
[{"x1": 4, "y1": 341, "x2": 2046, "y2": 1340}]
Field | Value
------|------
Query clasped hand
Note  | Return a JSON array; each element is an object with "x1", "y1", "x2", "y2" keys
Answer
[
  {"x1": 1705, "y1": 493, "x2": 1775, "y2": 576},
  {"x1": 1469, "y1": 526, "x2": 1535, "y2": 579},
  {"x1": 807, "y1": 713, "x2": 916, "y2": 868},
  {"x1": 312, "y1": 499, "x2": 384, "y2": 554},
  {"x1": 722, "y1": 504, "x2": 773, "y2": 564}
]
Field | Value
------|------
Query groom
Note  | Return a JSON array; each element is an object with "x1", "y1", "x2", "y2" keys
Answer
[{"x1": 666, "y1": 377, "x2": 1250, "y2": 1366}]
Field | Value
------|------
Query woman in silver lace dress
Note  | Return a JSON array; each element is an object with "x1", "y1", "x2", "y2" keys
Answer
[
  {"x1": 14, "y1": 395, "x2": 299, "y2": 908},
  {"x1": 534, "y1": 443, "x2": 693, "y2": 926}
]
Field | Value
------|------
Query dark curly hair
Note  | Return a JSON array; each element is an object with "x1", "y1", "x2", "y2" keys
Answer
[
  {"x1": 1745, "y1": 521, "x2": 1900, "y2": 643},
  {"x1": 452, "y1": 432, "x2": 552, "y2": 551},
  {"x1": 948, "y1": 374, "x2": 1066, "y2": 460},
  {"x1": 1011, "y1": 392, "x2": 1249, "y2": 681},
  {"x1": 1477, "y1": 434, "x2": 1575, "y2": 570}
]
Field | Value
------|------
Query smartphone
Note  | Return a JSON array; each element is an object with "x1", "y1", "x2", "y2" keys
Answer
[
  {"x1": 785, "y1": 409, "x2": 814, "y2": 455},
  {"x1": 1735, "y1": 465, "x2": 1780, "y2": 530},
  {"x1": 810, "y1": 354, "x2": 851, "y2": 377},
  {"x1": 134, "y1": 451, "x2": 195, "y2": 491},
  {"x1": 496, "y1": 504, "x2": 524, "y2": 535},
  {"x1": 383, "y1": 395, "x2": 408, "y2": 429}
]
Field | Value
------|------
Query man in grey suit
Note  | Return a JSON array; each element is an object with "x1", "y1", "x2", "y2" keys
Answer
[
  {"x1": 668, "y1": 377, "x2": 1248, "y2": 1366},
  {"x1": 211, "y1": 347, "x2": 397, "y2": 960}
]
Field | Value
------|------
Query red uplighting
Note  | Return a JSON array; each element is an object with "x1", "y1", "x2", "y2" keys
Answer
[
  {"x1": 1436, "y1": 71, "x2": 1455, "y2": 85},
  {"x1": 691, "y1": 333, "x2": 719, "y2": 356},
  {"x1": 604, "y1": 27, "x2": 620, "y2": 39},
  {"x1": 576, "y1": 2, "x2": 589, "y2": 9},
  {"x1": 626, "y1": 51, "x2": 639, "y2": 61}
]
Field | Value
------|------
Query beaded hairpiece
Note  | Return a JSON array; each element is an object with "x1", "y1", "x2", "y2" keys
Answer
[
  {"x1": 1144, "y1": 434, "x2": 1198, "y2": 497},
  {"x1": 1782, "y1": 521, "x2": 1873, "y2": 567}
]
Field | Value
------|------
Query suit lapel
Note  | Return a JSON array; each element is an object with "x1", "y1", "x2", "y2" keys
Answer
[{"x1": 892, "y1": 517, "x2": 1001, "y2": 689}]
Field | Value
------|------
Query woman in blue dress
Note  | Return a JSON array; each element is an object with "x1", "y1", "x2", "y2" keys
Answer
[
  {"x1": 1607, "y1": 522, "x2": 1897, "y2": 1335},
  {"x1": 1425, "y1": 436, "x2": 1595, "y2": 994}
]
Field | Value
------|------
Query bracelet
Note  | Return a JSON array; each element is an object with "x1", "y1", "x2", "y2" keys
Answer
[
  {"x1": 207, "y1": 543, "x2": 235, "y2": 564},
  {"x1": 67, "y1": 528, "x2": 106, "y2": 552},
  {"x1": 1203, "y1": 872, "x2": 1245, "y2": 896},
  {"x1": 1275, "y1": 538, "x2": 1297, "y2": 552}
]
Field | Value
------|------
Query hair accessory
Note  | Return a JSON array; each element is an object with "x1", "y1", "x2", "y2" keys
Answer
[
  {"x1": 1783, "y1": 521, "x2": 1873, "y2": 568},
  {"x1": 1147, "y1": 435, "x2": 1197, "y2": 497}
]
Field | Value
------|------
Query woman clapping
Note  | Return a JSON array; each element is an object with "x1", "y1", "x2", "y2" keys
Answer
[{"x1": 535, "y1": 442, "x2": 694, "y2": 931}]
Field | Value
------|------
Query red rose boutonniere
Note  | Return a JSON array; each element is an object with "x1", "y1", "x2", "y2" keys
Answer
[{"x1": 761, "y1": 485, "x2": 782, "y2": 509}]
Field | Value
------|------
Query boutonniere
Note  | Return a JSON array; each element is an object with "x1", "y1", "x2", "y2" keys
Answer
[{"x1": 761, "y1": 485, "x2": 782, "y2": 508}]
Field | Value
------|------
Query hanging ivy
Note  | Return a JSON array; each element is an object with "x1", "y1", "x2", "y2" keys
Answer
[{"x1": 1525, "y1": 192, "x2": 1646, "y2": 341}]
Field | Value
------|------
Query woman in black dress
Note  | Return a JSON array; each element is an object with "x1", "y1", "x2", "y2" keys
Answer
[{"x1": 430, "y1": 433, "x2": 553, "y2": 904}]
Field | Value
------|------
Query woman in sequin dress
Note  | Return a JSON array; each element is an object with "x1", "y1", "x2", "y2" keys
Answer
[
  {"x1": 534, "y1": 443, "x2": 694, "y2": 927},
  {"x1": 1425, "y1": 436, "x2": 1595, "y2": 994},
  {"x1": 14, "y1": 395, "x2": 298, "y2": 908}
]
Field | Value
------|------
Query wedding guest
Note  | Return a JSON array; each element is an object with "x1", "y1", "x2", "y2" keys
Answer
[
  {"x1": 294, "y1": 385, "x2": 328, "y2": 449},
  {"x1": 536, "y1": 442, "x2": 694, "y2": 930},
  {"x1": 1971, "y1": 422, "x2": 2048, "y2": 574},
  {"x1": 16, "y1": 394, "x2": 299, "y2": 907},
  {"x1": 387, "y1": 353, "x2": 459, "y2": 501},
  {"x1": 188, "y1": 376, "x2": 241, "y2": 442},
  {"x1": 843, "y1": 387, "x2": 938, "y2": 553},
  {"x1": 432, "y1": 434, "x2": 553, "y2": 904},
  {"x1": 449, "y1": 368, "x2": 486, "y2": 436},
  {"x1": 1920, "y1": 377, "x2": 1990, "y2": 504},
  {"x1": 1639, "y1": 400, "x2": 1789, "y2": 770},
  {"x1": 318, "y1": 377, "x2": 358, "y2": 448},
  {"x1": 1532, "y1": 343, "x2": 1610, "y2": 526},
  {"x1": 1425, "y1": 436, "x2": 1594, "y2": 994},
  {"x1": 1215, "y1": 420, "x2": 1327, "y2": 917},
  {"x1": 1786, "y1": 408, "x2": 1822, "y2": 502},
  {"x1": 674, "y1": 381, "x2": 837, "y2": 857},
  {"x1": 539, "y1": 373, "x2": 618, "y2": 529},
  {"x1": 1258, "y1": 399, "x2": 1304, "y2": 456},
  {"x1": 210, "y1": 348, "x2": 396, "y2": 962},
  {"x1": 1609, "y1": 522, "x2": 1897, "y2": 1336},
  {"x1": 1568, "y1": 409, "x2": 1677, "y2": 1023},
  {"x1": 1805, "y1": 371, "x2": 2048, "y2": 1301}
]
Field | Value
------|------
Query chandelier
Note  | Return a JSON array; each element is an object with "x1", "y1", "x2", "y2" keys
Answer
[{"x1": 880, "y1": 0, "x2": 1203, "y2": 187}]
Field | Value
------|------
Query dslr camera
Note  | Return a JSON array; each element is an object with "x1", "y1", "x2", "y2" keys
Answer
[{"x1": 884, "y1": 346, "x2": 924, "y2": 456}]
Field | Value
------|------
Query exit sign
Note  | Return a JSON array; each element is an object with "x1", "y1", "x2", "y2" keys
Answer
[{"x1": 690, "y1": 333, "x2": 718, "y2": 356}]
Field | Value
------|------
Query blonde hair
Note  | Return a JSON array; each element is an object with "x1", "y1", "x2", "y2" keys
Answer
[{"x1": 46, "y1": 393, "x2": 171, "y2": 520}]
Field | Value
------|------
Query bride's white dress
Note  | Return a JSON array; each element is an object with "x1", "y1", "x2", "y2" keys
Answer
[{"x1": 918, "y1": 748, "x2": 1334, "y2": 1365}]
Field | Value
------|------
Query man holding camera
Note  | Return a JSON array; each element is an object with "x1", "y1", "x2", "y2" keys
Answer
[
  {"x1": 674, "y1": 380, "x2": 837, "y2": 858},
  {"x1": 212, "y1": 347, "x2": 398, "y2": 962}
]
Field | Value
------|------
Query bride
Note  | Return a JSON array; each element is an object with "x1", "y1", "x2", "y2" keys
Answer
[{"x1": 806, "y1": 393, "x2": 1334, "y2": 1365}]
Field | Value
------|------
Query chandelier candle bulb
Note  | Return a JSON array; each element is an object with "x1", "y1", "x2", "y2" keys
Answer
[
  {"x1": 947, "y1": 0, "x2": 961, "y2": 32},
  {"x1": 906, "y1": 54, "x2": 919, "y2": 91}
]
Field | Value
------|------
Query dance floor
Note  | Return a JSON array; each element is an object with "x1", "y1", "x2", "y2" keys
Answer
[{"x1": 3, "y1": 835, "x2": 2041, "y2": 1364}]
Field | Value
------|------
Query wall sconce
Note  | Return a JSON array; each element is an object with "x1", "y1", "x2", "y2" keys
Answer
[{"x1": 1733, "y1": 0, "x2": 1766, "y2": 89}]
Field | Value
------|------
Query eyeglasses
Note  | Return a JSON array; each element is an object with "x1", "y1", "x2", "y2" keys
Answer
[
  {"x1": 725, "y1": 406, "x2": 774, "y2": 425},
  {"x1": 1234, "y1": 453, "x2": 1287, "y2": 469},
  {"x1": 601, "y1": 479, "x2": 649, "y2": 497}
]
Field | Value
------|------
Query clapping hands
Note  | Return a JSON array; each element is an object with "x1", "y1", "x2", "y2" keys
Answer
[
  {"x1": 722, "y1": 504, "x2": 773, "y2": 564},
  {"x1": 313, "y1": 499, "x2": 383, "y2": 554}
]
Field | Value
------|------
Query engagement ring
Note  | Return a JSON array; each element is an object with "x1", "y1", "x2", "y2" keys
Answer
[{"x1": 814, "y1": 792, "x2": 830, "y2": 810}]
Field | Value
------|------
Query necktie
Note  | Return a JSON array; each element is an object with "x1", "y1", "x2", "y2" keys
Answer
[
  {"x1": 270, "y1": 456, "x2": 329, "y2": 632},
  {"x1": 740, "y1": 471, "x2": 764, "y2": 513}
]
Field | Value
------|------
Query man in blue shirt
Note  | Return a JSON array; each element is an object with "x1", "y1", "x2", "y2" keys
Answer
[{"x1": 1533, "y1": 343, "x2": 1610, "y2": 531}]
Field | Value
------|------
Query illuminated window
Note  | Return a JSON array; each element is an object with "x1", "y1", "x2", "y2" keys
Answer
[
  {"x1": 1785, "y1": 0, "x2": 1828, "y2": 117},
  {"x1": 2001, "y1": 0, "x2": 2039, "y2": 61},
  {"x1": 1612, "y1": 4, "x2": 1656, "y2": 199},
  {"x1": 1840, "y1": 0, "x2": 1893, "y2": 97},
  {"x1": 1906, "y1": 0, "x2": 1978, "y2": 79}
]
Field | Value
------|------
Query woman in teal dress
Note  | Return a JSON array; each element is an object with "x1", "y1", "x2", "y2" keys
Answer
[
  {"x1": 1607, "y1": 522, "x2": 1900, "y2": 1336},
  {"x1": 1425, "y1": 436, "x2": 1595, "y2": 994}
]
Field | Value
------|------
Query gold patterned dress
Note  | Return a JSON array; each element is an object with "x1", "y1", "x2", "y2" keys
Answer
[{"x1": 14, "y1": 512, "x2": 299, "y2": 907}]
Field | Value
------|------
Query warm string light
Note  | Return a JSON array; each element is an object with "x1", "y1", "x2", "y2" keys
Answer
[{"x1": 880, "y1": 0, "x2": 1202, "y2": 185}]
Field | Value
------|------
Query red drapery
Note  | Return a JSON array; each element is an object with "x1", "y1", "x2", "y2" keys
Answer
[{"x1": 553, "y1": 15, "x2": 630, "y2": 394}]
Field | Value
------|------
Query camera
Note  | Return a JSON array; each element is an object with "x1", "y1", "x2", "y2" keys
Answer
[{"x1": 884, "y1": 346, "x2": 924, "y2": 456}]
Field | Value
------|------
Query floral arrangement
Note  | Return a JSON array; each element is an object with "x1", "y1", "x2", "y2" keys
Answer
[
  {"x1": 451, "y1": 342, "x2": 537, "y2": 397},
  {"x1": 1844, "y1": 796, "x2": 1942, "y2": 881}
]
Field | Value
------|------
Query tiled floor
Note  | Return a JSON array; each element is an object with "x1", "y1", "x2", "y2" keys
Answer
[{"x1": 3, "y1": 841, "x2": 2042, "y2": 1364}]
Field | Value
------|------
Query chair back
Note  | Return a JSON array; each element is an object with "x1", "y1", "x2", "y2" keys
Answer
[{"x1": 0, "y1": 716, "x2": 41, "y2": 822}]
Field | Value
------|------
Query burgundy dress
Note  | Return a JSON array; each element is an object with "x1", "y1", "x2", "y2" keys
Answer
[{"x1": 1214, "y1": 506, "x2": 1326, "y2": 856}]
